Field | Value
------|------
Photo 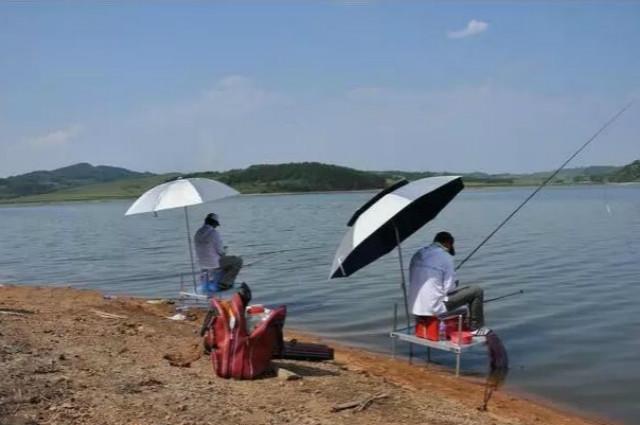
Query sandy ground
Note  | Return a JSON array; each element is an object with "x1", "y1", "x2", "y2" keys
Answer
[{"x1": 0, "y1": 285, "x2": 612, "y2": 425}]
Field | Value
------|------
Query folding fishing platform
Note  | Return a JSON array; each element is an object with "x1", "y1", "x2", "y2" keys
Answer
[
  {"x1": 389, "y1": 303, "x2": 486, "y2": 377},
  {"x1": 177, "y1": 272, "x2": 239, "y2": 311}
]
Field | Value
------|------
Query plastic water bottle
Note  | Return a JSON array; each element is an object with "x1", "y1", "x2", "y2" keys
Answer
[{"x1": 438, "y1": 320, "x2": 447, "y2": 341}]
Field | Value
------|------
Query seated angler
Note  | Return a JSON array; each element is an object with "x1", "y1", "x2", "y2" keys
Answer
[
  {"x1": 408, "y1": 231, "x2": 488, "y2": 335},
  {"x1": 194, "y1": 213, "x2": 243, "y2": 290}
]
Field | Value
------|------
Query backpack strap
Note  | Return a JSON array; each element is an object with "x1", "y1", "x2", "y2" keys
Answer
[
  {"x1": 200, "y1": 308, "x2": 218, "y2": 337},
  {"x1": 230, "y1": 293, "x2": 248, "y2": 338}
]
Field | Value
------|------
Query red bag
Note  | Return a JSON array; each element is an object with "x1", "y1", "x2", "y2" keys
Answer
[{"x1": 204, "y1": 293, "x2": 286, "y2": 379}]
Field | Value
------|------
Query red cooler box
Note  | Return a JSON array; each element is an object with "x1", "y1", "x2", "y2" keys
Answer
[{"x1": 415, "y1": 316, "x2": 467, "y2": 341}]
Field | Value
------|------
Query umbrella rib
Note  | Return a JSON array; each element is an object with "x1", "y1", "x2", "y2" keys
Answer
[
  {"x1": 153, "y1": 185, "x2": 169, "y2": 212},
  {"x1": 337, "y1": 256, "x2": 346, "y2": 277}
]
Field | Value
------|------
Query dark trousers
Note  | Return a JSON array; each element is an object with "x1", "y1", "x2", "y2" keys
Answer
[
  {"x1": 444, "y1": 285, "x2": 484, "y2": 329},
  {"x1": 219, "y1": 255, "x2": 243, "y2": 288}
]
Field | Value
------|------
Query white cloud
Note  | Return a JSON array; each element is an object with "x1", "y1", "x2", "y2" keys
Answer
[
  {"x1": 447, "y1": 19, "x2": 489, "y2": 39},
  {"x1": 28, "y1": 124, "x2": 83, "y2": 147}
]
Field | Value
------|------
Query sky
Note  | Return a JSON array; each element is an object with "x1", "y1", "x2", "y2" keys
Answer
[{"x1": 1, "y1": 1, "x2": 639, "y2": 177}]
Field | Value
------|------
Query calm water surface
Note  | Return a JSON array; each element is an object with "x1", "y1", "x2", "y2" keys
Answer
[{"x1": 1, "y1": 185, "x2": 639, "y2": 424}]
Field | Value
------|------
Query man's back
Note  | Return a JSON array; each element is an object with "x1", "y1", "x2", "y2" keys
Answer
[
  {"x1": 194, "y1": 224, "x2": 223, "y2": 269},
  {"x1": 408, "y1": 244, "x2": 456, "y2": 316}
]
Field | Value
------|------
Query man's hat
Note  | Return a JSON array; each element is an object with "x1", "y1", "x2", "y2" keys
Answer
[
  {"x1": 433, "y1": 231, "x2": 454, "y2": 244},
  {"x1": 205, "y1": 212, "x2": 219, "y2": 222}
]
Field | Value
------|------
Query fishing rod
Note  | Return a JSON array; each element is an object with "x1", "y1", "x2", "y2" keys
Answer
[
  {"x1": 484, "y1": 290, "x2": 524, "y2": 304},
  {"x1": 244, "y1": 252, "x2": 292, "y2": 267},
  {"x1": 247, "y1": 245, "x2": 325, "y2": 257},
  {"x1": 58, "y1": 245, "x2": 324, "y2": 286},
  {"x1": 239, "y1": 245, "x2": 326, "y2": 267},
  {"x1": 456, "y1": 101, "x2": 634, "y2": 271}
]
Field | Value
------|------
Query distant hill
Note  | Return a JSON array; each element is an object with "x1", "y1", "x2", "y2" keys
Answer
[
  {"x1": 512, "y1": 165, "x2": 621, "y2": 184},
  {"x1": 184, "y1": 162, "x2": 387, "y2": 193},
  {"x1": 609, "y1": 160, "x2": 640, "y2": 182},
  {"x1": 3, "y1": 173, "x2": 179, "y2": 203},
  {"x1": 2, "y1": 159, "x2": 638, "y2": 204},
  {"x1": 0, "y1": 163, "x2": 150, "y2": 200},
  {"x1": 391, "y1": 165, "x2": 626, "y2": 185},
  {"x1": 374, "y1": 170, "x2": 515, "y2": 185}
]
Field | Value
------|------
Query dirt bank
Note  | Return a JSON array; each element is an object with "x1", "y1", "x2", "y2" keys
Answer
[{"x1": 0, "y1": 285, "x2": 610, "y2": 425}]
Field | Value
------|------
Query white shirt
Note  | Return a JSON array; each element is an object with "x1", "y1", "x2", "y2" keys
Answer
[
  {"x1": 408, "y1": 243, "x2": 457, "y2": 316},
  {"x1": 194, "y1": 224, "x2": 225, "y2": 269}
]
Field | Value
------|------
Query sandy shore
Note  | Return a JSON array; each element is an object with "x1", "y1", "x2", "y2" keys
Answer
[{"x1": 0, "y1": 285, "x2": 612, "y2": 425}]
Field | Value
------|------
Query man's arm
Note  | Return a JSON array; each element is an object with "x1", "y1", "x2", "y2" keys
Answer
[
  {"x1": 212, "y1": 231, "x2": 226, "y2": 256},
  {"x1": 442, "y1": 258, "x2": 457, "y2": 294}
]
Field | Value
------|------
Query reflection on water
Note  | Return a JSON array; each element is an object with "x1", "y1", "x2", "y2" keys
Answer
[{"x1": 1, "y1": 184, "x2": 639, "y2": 424}]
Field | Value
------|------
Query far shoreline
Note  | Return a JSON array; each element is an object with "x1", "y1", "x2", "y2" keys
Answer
[{"x1": 1, "y1": 181, "x2": 637, "y2": 207}]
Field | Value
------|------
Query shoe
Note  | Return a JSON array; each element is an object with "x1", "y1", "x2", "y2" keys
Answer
[{"x1": 470, "y1": 326, "x2": 491, "y2": 337}]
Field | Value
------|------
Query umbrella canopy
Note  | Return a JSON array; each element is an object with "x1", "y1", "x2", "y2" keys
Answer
[
  {"x1": 125, "y1": 178, "x2": 238, "y2": 216},
  {"x1": 330, "y1": 175, "x2": 464, "y2": 279}
]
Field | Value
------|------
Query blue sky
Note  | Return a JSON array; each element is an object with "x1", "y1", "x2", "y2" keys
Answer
[{"x1": 1, "y1": 1, "x2": 638, "y2": 176}]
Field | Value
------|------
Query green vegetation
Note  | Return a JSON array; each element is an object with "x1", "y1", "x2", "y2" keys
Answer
[
  {"x1": 375, "y1": 170, "x2": 514, "y2": 186},
  {"x1": 609, "y1": 160, "x2": 640, "y2": 182},
  {"x1": 184, "y1": 162, "x2": 386, "y2": 193},
  {"x1": 0, "y1": 163, "x2": 149, "y2": 200},
  {"x1": 1, "y1": 174, "x2": 179, "y2": 203},
  {"x1": 1, "y1": 159, "x2": 638, "y2": 204}
]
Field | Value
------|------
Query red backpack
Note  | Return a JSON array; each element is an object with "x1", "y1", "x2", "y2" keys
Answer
[{"x1": 203, "y1": 293, "x2": 286, "y2": 379}]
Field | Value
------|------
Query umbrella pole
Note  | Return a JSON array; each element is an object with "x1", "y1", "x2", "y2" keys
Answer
[
  {"x1": 393, "y1": 225, "x2": 411, "y2": 333},
  {"x1": 184, "y1": 207, "x2": 197, "y2": 292}
]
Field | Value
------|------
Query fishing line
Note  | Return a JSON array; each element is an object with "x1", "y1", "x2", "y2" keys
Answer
[
  {"x1": 56, "y1": 245, "x2": 324, "y2": 286},
  {"x1": 244, "y1": 252, "x2": 293, "y2": 267},
  {"x1": 601, "y1": 182, "x2": 613, "y2": 216},
  {"x1": 602, "y1": 184, "x2": 639, "y2": 257},
  {"x1": 456, "y1": 101, "x2": 634, "y2": 271}
]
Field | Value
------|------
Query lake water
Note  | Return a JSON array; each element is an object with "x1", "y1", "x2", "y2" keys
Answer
[{"x1": 1, "y1": 185, "x2": 639, "y2": 424}]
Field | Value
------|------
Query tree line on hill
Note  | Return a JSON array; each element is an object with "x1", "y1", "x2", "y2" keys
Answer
[
  {"x1": 181, "y1": 162, "x2": 386, "y2": 193},
  {"x1": 1, "y1": 159, "x2": 639, "y2": 201},
  {"x1": 609, "y1": 160, "x2": 640, "y2": 182}
]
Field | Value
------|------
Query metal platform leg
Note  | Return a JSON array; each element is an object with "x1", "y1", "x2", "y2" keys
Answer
[
  {"x1": 392, "y1": 336, "x2": 396, "y2": 359},
  {"x1": 392, "y1": 303, "x2": 398, "y2": 359},
  {"x1": 455, "y1": 313, "x2": 462, "y2": 376}
]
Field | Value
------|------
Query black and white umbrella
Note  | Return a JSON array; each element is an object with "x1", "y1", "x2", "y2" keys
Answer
[{"x1": 329, "y1": 175, "x2": 464, "y2": 327}]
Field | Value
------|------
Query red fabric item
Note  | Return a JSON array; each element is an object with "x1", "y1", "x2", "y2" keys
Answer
[
  {"x1": 448, "y1": 330, "x2": 473, "y2": 345},
  {"x1": 415, "y1": 315, "x2": 469, "y2": 341},
  {"x1": 204, "y1": 294, "x2": 286, "y2": 379},
  {"x1": 415, "y1": 316, "x2": 440, "y2": 340}
]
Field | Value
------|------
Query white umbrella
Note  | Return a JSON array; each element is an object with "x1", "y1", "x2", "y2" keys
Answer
[{"x1": 125, "y1": 177, "x2": 239, "y2": 289}]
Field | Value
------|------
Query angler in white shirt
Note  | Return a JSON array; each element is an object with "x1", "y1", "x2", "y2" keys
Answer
[
  {"x1": 194, "y1": 213, "x2": 243, "y2": 289},
  {"x1": 408, "y1": 231, "x2": 486, "y2": 334}
]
